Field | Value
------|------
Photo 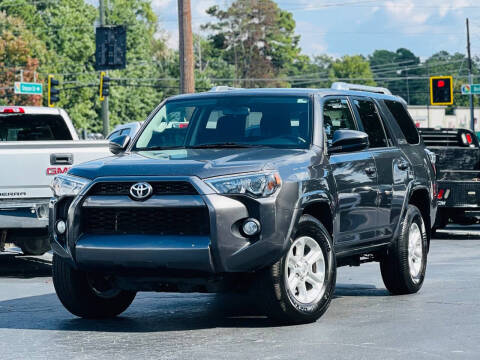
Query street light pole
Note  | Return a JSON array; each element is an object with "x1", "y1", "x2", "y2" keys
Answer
[{"x1": 100, "y1": 0, "x2": 109, "y2": 137}]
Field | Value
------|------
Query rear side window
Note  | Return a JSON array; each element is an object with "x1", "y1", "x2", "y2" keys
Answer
[
  {"x1": 0, "y1": 114, "x2": 72, "y2": 141},
  {"x1": 353, "y1": 99, "x2": 388, "y2": 148},
  {"x1": 384, "y1": 100, "x2": 419, "y2": 144}
]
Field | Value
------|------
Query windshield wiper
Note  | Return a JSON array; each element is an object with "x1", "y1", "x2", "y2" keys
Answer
[
  {"x1": 188, "y1": 142, "x2": 264, "y2": 149},
  {"x1": 135, "y1": 146, "x2": 186, "y2": 151}
]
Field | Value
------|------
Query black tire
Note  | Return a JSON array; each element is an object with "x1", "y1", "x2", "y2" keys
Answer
[
  {"x1": 255, "y1": 215, "x2": 336, "y2": 324},
  {"x1": 17, "y1": 236, "x2": 51, "y2": 256},
  {"x1": 52, "y1": 254, "x2": 136, "y2": 318},
  {"x1": 380, "y1": 204, "x2": 428, "y2": 295}
]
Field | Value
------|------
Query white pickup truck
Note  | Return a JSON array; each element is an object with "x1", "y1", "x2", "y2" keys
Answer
[{"x1": 0, "y1": 106, "x2": 111, "y2": 255}]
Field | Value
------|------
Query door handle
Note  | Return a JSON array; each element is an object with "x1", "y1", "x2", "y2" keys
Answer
[
  {"x1": 365, "y1": 167, "x2": 376, "y2": 176},
  {"x1": 50, "y1": 153, "x2": 73, "y2": 165},
  {"x1": 397, "y1": 161, "x2": 409, "y2": 171}
]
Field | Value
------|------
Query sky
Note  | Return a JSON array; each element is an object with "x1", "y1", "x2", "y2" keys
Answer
[{"x1": 149, "y1": 0, "x2": 480, "y2": 60}]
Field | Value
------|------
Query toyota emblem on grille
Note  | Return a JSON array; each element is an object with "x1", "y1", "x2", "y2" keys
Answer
[{"x1": 129, "y1": 182, "x2": 153, "y2": 200}]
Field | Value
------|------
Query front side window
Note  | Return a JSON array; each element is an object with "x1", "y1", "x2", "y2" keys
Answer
[
  {"x1": 322, "y1": 98, "x2": 357, "y2": 145},
  {"x1": 134, "y1": 96, "x2": 311, "y2": 150},
  {"x1": 353, "y1": 99, "x2": 388, "y2": 148}
]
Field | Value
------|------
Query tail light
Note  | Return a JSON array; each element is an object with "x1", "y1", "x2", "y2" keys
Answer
[
  {"x1": 437, "y1": 189, "x2": 450, "y2": 200},
  {"x1": 425, "y1": 148, "x2": 436, "y2": 174},
  {"x1": 0, "y1": 106, "x2": 24, "y2": 113},
  {"x1": 437, "y1": 189, "x2": 444, "y2": 200}
]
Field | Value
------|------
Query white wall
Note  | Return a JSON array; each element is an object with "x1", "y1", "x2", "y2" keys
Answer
[{"x1": 407, "y1": 106, "x2": 480, "y2": 131}]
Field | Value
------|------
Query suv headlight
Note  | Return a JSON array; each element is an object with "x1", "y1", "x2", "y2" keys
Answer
[
  {"x1": 51, "y1": 174, "x2": 90, "y2": 197},
  {"x1": 205, "y1": 172, "x2": 281, "y2": 198}
]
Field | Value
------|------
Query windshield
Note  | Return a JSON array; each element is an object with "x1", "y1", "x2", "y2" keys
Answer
[
  {"x1": 0, "y1": 114, "x2": 73, "y2": 141},
  {"x1": 134, "y1": 95, "x2": 311, "y2": 150}
]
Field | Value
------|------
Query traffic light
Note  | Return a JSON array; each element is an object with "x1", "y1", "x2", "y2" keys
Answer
[
  {"x1": 430, "y1": 76, "x2": 453, "y2": 106},
  {"x1": 48, "y1": 75, "x2": 60, "y2": 107},
  {"x1": 99, "y1": 71, "x2": 110, "y2": 101}
]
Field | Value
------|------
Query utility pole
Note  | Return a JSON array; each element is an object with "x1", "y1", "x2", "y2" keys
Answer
[
  {"x1": 178, "y1": 0, "x2": 195, "y2": 93},
  {"x1": 467, "y1": 18, "x2": 475, "y2": 131},
  {"x1": 100, "y1": 0, "x2": 109, "y2": 137}
]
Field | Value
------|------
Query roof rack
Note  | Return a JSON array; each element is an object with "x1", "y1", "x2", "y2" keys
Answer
[
  {"x1": 331, "y1": 82, "x2": 392, "y2": 95},
  {"x1": 209, "y1": 86, "x2": 243, "y2": 92}
]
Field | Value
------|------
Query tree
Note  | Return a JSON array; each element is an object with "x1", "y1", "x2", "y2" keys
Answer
[
  {"x1": 329, "y1": 55, "x2": 376, "y2": 86},
  {"x1": 203, "y1": 0, "x2": 301, "y2": 87},
  {"x1": 368, "y1": 48, "x2": 422, "y2": 105},
  {"x1": 0, "y1": 12, "x2": 47, "y2": 106}
]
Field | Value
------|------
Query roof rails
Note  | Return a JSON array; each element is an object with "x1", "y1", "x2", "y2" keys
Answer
[
  {"x1": 331, "y1": 82, "x2": 392, "y2": 95},
  {"x1": 209, "y1": 86, "x2": 243, "y2": 92}
]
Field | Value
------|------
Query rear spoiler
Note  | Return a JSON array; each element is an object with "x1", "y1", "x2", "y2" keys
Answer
[{"x1": 418, "y1": 128, "x2": 479, "y2": 147}]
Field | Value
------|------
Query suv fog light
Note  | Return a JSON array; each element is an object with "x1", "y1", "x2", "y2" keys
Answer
[
  {"x1": 56, "y1": 220, "x2": 66, "y2": 235},
  {"x1": 242, "y1": 218, "x2": 261, "y2": 236}
]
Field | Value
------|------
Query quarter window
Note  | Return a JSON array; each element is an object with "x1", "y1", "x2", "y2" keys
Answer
[{"x1": 353, "y1": 99, "x2": 388, "y2": 148}]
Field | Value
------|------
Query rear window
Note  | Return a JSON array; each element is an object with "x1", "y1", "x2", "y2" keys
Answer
[
  {"x1": 384, "y1": 100, "x2": 419, "y2": 144},
  {"x1": 0, "y1": 114, "x2": 72, "y2": 141}
]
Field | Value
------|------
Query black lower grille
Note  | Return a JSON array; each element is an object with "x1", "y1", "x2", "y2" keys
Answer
[
  {"x1": 89, "y1": 181, "x2": 198, "y2": 196},
  {"x1": 82, "y1": 207, "x2": 210, "y2": 235}
]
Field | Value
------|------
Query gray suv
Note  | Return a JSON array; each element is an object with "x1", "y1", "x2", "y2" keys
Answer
[{"x1": 50, "y1": 84, "x2": 436, "y2": 324}]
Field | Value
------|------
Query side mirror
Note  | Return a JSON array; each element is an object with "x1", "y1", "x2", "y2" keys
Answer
[
  {"x1": 109, "y1": 135, "x2": 131, "y2": 155},
  {"x1": 328, "y1": 130, "x2": 369, "y2": 154}
]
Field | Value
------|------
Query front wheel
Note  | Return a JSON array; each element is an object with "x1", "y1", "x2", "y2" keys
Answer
[
  {"x1": 255, "y1": 215, "x2": 336, "y2": 324},
  {"x1": 380, "y1": 204, "x2": 428, "y2": 295},
  {"x1": 52, "y1": 254, "x2": 136, "y2": 318}
]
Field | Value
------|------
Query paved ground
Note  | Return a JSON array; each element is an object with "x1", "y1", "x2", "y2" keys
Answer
[{"x1": 1, "y1": 225, "x2": 480, "y2": 360}]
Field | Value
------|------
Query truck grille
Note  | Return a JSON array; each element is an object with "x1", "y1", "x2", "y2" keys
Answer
[
  {"x1": 88, "y1": 181, "x2": 198, "y2": 196},
  {"x1": 82, "y1": 207, "x2": 210, "y2": 235}
]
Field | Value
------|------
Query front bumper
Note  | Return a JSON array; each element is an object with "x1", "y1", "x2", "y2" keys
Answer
[
  {"x1": 0, "y1": 199, "x2": 49, "y2": 229},
  {"x1": 49, "y1": 176, "x2": 295, "y2": 273}
]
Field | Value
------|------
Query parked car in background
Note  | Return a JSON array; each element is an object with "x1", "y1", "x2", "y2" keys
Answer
[
  {"x1": 419, "y1": 128, "x2": 480, "y2": 231},
  {"x1": 107, "y1": 122, "x2": 143, "y2": 140},
  {"x1": 50, "y1": 84, "x2": 436, "y2": 324},
  {"x1": 0, "y1": 106, "x2": 110, "y2": 255}
]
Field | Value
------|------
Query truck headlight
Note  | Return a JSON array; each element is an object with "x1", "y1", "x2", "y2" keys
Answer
[
  {"x1": 51, "y1": 174, "x2": 90, "y2": 197},
  {"x1": 205, "y1": 172, "x2": 281, "y2": 198}
]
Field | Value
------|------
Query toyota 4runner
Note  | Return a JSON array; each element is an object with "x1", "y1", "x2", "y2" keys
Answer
[{"x1": 49, "y1": 83, "x2": 436, "y2": 324}]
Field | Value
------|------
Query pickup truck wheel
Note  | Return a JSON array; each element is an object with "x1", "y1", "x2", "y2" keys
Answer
[
  {"x1": 52, "y1": 254, "x2": 136, "y2": 318},
  {"x1": 380, "y1": 205, "x2": 428, "y2": 295},
  {"x1": 17, "y1": 236, "x2": 50, "y2": 256},
  {"x1": 256, "y1": 215, "x2": 336, "y2": 324}
]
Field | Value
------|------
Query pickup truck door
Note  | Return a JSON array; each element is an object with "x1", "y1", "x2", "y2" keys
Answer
[
  {"x1": 323, "y1": 96, "x2": 379, "y2": 248},
  {"x1": 350, "y1": 97, "x2": 409, "y2": 240}
]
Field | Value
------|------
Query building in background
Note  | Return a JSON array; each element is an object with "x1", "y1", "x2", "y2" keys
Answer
[{"x1": 408, "y1": 106, "x2": 480, "y2": 131}]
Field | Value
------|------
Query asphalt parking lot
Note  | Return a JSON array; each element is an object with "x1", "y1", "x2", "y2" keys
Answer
[{"x1": 1, "y1": 225, "x2": 480, "y2": 360}]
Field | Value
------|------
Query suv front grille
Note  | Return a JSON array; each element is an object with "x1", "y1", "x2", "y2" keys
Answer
[
  {"x1": 82, "y1": 207, "x2": 210, "y2": 235},
  {"x1": 88, "y1": 181, "x2": 198, "y2": 196}
]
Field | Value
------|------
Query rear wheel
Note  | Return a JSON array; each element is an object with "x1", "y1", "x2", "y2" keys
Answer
[
  {"x1": 255, "y1": 215, "x2": 336, "y2": 324},
  {"x1": 52, "y1": 254, "x2": 136, "y2": 318},
  {"x1": 380, "y1": 205, "x2": 428, "y2": 294}
]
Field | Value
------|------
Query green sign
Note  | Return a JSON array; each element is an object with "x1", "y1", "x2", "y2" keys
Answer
[
  {"x1": 461, "y1": 84, "x2": 480, "y2": 95},
  {"x1": 14, "y1": 82, "x2": 43, "y2": 95}
]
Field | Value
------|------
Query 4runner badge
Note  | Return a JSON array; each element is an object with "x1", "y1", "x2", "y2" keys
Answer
[{"x1": 129, "y1": 182, "x2": 153, "y2": 200}]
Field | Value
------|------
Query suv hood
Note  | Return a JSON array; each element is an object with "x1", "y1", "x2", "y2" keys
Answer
[{"x1": 68, "y1": 148, "x2": 309, "y2": 180}]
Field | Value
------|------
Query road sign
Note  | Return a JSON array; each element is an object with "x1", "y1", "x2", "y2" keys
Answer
[
  {"x1": 461, "y1": 84, "x2": 480, "y2": 95},
  {"x1": 14, "y1": 82, "x2": 43, "y2": 95}
]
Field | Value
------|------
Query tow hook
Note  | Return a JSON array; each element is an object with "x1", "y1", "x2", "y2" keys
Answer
[{"x1": 0, "y1": 230, "x2": 7, "y2": 252}]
